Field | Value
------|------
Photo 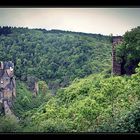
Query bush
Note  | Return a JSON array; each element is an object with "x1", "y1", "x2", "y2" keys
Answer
[{"x1": 0, "y1": 116, "x2": 21, "y2": 132}]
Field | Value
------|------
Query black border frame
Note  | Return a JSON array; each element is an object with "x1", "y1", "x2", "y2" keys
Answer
[{"x1": 0, "y1": 0, "x2": 140, "y2": 138}]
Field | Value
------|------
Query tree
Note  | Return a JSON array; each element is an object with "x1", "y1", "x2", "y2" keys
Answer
[
  {"x1": 38, "y1": 80, "x2": 49, "y2": 95},
  {"x1": 116, "y1": 26, "x2": 140, "y2": 75}
]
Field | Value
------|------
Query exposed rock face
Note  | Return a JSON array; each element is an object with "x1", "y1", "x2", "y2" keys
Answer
[
  {"x1": 34, "y1": 81, "x2": 39, "y2": 96},
  {"x1": 112, "y1": 36, "x2": 123, "y2": 75},
  {"x1": 27, "y1": 76, "x2": 38, "y2": 97},
  {"x1": 0, "y1": 61, "x2": 16, "y2": 116}
]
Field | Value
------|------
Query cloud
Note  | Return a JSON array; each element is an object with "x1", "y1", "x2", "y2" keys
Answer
[{"x1": 0, "y1": 8, "x2": 140, "y2": 35}]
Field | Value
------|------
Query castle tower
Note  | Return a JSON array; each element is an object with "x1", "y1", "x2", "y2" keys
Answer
[
  {"x1": 112, "y1": 36, "x2": 123, "y2": 75},
  {"x1": 0, "y1": 61, "x2": 16, "y2": 116}
]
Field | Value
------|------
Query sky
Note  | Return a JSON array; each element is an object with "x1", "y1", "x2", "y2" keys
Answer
[{"x1": 0, "y1": 8, "x2": 140, "y2": 36}]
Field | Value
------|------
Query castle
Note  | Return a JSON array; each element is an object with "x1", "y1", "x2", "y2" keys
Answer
[{"x1": 0, "y1": 61, "x2": 16, "y2": 116}]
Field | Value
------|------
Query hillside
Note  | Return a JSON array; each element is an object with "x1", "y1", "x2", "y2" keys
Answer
[
  {"x1": 23, "y1": 66, "x2": 140, "y2": 132},
  {"x1": 1, "y1": 26, "x2": 140, "y2": 133},
  {"x1": 1, "y1": 64, "x2": 140, "y2": 132},
  {"x1": 0, "y1": 26, "x2": 112, "y2": 93}
]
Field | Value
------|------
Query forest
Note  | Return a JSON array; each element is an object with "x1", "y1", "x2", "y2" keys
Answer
[{"x1": 0, "y1": 26, "x2": 140, "y2": 132}]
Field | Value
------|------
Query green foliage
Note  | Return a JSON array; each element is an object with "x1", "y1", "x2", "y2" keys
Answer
[
  {"x1": 0, "y1": 116, "x2": 21, "y2": 132},
  {"x1": 2, "y1": 26, "x2": 140, "y2": 132},
  {"x1": 116, "y1": 26, "x2": 140, "y2": 75},
  {"x1": 0, "y1": 26, "x2": 111, "y2": 93},
  {"x1": 12, "y1": 80, "x2": 52, "y2": 118},
  {"x1": 38, "y1": 80, "x2": 49, "y2": 95},
  {"x1": 112, "y1": 101, "x2": 140, "y2": 132},
  {"x1": 16, "y1": 63, "x2": 140, "y2": 132}
]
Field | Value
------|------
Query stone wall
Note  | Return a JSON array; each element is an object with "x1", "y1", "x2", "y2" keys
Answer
[{"x1": 112, "y1": 36, "x2": 123, "y2": 75}]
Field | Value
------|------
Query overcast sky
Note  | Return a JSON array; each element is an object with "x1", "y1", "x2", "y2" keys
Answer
[{"x1": 0, "y1": 8, "x2": 140, "y2": 36}]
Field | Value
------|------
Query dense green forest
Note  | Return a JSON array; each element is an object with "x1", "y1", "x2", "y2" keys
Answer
[
  {"x1": 0, "y1": 26, "x2": 111, "y2": 93},
  {"x1": 0, "y1": 26, "x2": 140, "y2": 132}
]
